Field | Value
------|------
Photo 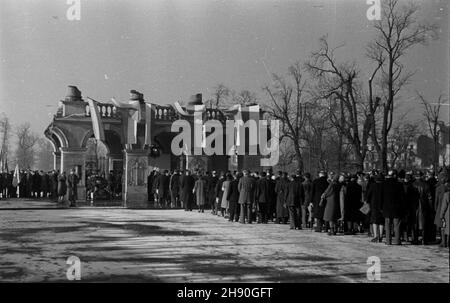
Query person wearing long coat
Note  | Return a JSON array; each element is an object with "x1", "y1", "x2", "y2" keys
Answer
[
  {"x1": 439, "y1": 187, "x2": 449, "y2": 248},
  {"x1": 275, "y1": 173, "x2": 289, "y2": 224},
  {"x1": 434, "y1": 172, "x2": 447, "y2": 246},
  {"x1": 311, "y1": 171, "x2": 329, "y2": 232},
  {"x1": 366, "y1": 174, "x2": 385, "y2": 242},
  {"x1": 255, "y1": 172, "x2": 270, "y2": 223},
  {"x1": 321, "y1": 176, "x2": 342, "y2": 235},
  {"x1": 402, "y1": 174, "x2": 420, "y2": 244},
  {"x1": 67, "y1": 170, "x2": 79, "y2": 207},
  {"x1": 57, "y1": 172, "x2": 67, "y2": 203},
  {"x1": 267, "y1": 173, "x2": 276, "y2": 221},
  {"x1": 238, "y1": 171, "x2": 255, "y2": 224},
  {"x1": 381, "y1": 172, "x2": 405, "y2": 245},
  {"x1": 344, "y1": 176, "x2": 363, "y2": 234},
  {"x1": 227, "y1": 173, "x2": 241, "y2": 222},
  {"x1": 286, "y1": 175, "x2": 304, "y2": 230},
  {"x1": 180, "y1": 171, "x2": 195, "y2": 211},
  {"x1": 221, "y1": 174, "x2": 232, "y2": 216},
  {"x1": 413, "y1": 174, "x2": 433, "y2": 245},
  {"x1": 193, "y1": 175, "x2": 207, "y2": 212}
]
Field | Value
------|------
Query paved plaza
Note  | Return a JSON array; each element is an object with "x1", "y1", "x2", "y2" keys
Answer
[{"x1": 0, "y1": 199, "x2": 448, "y2": 283}]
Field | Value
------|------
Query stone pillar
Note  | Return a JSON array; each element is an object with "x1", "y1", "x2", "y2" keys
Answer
[
  {"x1": 53, "y1": 151, "x2": 61, "y2": 171},
  {"x1": 124, "y1": 149, "x2": 150, "y2": 208},
  {"x1": 60, "y1": 147, "x2": 87, "y2": 201}
]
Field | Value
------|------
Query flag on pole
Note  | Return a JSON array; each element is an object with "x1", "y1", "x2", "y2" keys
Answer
[
  {"x1": 12, "y1": 163, "x2": 20, "y2": 187},
  {"x1": 86, "y1": 97, "x2": 105, "y2": 141}
]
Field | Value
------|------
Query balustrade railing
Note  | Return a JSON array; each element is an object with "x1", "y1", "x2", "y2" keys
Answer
[{"x1": 85, "y1": 102, "x2": 119, "y2": 118}]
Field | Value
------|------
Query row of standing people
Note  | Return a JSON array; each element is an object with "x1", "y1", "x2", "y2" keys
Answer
[
  {"x1": 0, "y1": 169, "x2": 79, "y2": 207},
  {"x1": 147, "y1": 167, "x2": 450, "y2": 248}
]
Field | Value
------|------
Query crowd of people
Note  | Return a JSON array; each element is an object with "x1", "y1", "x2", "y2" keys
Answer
[
  {"x1": 0, "y1": 169, "x2": 80, "y2": 206},
  {"x1": 147, "y1": 167, "x2": 450, "y2": 248}
]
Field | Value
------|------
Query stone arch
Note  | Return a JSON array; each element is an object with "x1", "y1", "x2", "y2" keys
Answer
[{"x1": 47, "y1": 126, "x2": 69, "y2": 149}]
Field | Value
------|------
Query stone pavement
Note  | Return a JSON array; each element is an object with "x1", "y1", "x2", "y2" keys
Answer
[{"x1": 0, "y1": 202, "x2": 448, "y2": 282}]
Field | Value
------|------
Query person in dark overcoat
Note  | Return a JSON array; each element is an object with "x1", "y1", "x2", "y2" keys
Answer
[
  {"x1": 311, "y1": 171, "x2": 329, "y2": 232},
  {"x1": 321, "y1": 175, "x2": 342, "y2": 235},
  {"x1": 255, "y1": 172, "x2": 269, "y2": 224},
  {"x1": 180, "y1": 170, "x2": 195, "y2": 211},
  {"x1": 32, "y1": 170, "x2": 41, "y2": 198},
  {"x1": 169, "y1": 170, "x2": 180, "y2": 208},
  {"x1": 193, "y1": 174, "x2": 207, "y2": 212},
  {"x1": 402, "y1": 173, "x2": 419, "y2": 244},
  {"x1": 57, "y1": 171, "x2": 67, "y2": 203},
  {"x1": 156, "y1": 170, "x2": 170, "y2": 208},
  {"x1": 275, "y1": 172, "x2": 289, "y2": 224},
  {"x1": 227, "y1": 172, "x2": 241, "y2": 222},
  {"x1": 238, "y1": 170, "x2": 255, "y2": 224},
  {"x1": 439, "y1": 183, "x2": 450, "y2": 248},
  {"x1": 67, "y1": 169, "x2": 79, "y2": 207},
  {"x1": 434, "y1": 172, "x2": 448, "y2": 246},
  {"x1": 381, "y1": 170, "x2": 405, "y2": 245},
  {"x1": 413, "y1": 171, "x2": 433, "y2": 245},
  {"x1": 147, "y1": 169, "x2": 156, "y2": 202},
  {"x1": 344, "y1": 175, "x2": 363, "y2": 234},
  {"x1": 366, "y1": 173, "x2": 385, "y2": 242},
  {"x1": 286, "y1": 174, "x2": 304, "y2": 230}
]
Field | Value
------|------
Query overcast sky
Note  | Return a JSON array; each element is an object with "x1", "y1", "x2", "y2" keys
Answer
[{"x1": 0, "y1": 0, "x2": 448, "y2": 135}]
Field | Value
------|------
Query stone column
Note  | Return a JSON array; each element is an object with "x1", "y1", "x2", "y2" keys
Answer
[
  {"x1": 53, "y1": 151, "x2": 61, "y2": 171},
  {"x1": 60, "y1": 147, "x2": 87, "y2": 201},
  {"x1": 124, "y1": 149, "x2": 150, "y2": 208}
]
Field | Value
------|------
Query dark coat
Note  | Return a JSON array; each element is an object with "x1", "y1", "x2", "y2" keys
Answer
[
  {"x1": 238, "y1": 176, "x2": 255, "y2": 204},
  {"x1": 255, "y1": 178, "x2": 269, "y2": 203},
  {"x1": 180, "y1": 174, "x2": 195, "y2": 207},
  {"x1": 67, "y1": 173, "x2": 79, "y2": 201},
  {"x1": 275, "y1": 177, "x2": 289, "y2": 218},
  {"x1": 434, "y1": 183, "x2": 446, "y2": 227},
  {"x1": 193, "y1": 178, "x2": 207, "y2": 206},
  {"x1": 57, "y1": 174, "x2": 67, "y2": 196},
  {"x1": 32, "y1": 173, "x2": 41, "y2": 192},
  {"x1": 403, "y1": 180, "x2": 419, "y2": 225},
  {"x1": 440, "y1": 191, "x2": 449, "y2": 235},
  {"x1": 286, "y1": 178, "x2": 304, "y2": 207},
  {"x1": 302, "y1": 179, "x2": 313, "y2": 206},
  {"x1": 156, "y1": 174, "x2": 170, "y2": 199},
  {"x1": 227, "y1": 178, "x2": 240, "y2": 205},
  {"x1": 169, "y1": 173, "x2": 180, "y2": 193},
  {"x1": 344, "y1": 181, "x2": 362, "y2": 222},
  {"x1": 322, "y1": 182, "x2": 341, "y2": 222},
  {"x1": 311, "y1": 176, "x2": 329, "y2": 219},
  {"x1": 366, "y1": 181, "x2": 384, "y2": 224},
  {"x1": 413, "y1": 179, "x2": 433, "y2": 230},
  {"x1": 381, "y1": 178, "x2": 404, "y2": 219}
]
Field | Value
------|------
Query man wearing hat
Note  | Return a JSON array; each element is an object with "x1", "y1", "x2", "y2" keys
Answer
[
  {"x1": 311, "y1": 171, "x2": 329, "y2": 232},
  {"x1": 382, "y1": 170, "x2": 404, "y2": 245},
  {"x1": 413, "y1": 170, "x2": 433, "y2": 245},
  {"x1": 169, "y1": 169, "x2": 180, "y2": 208},
  {"x1": 238, "y1": 170, "x2": 255, "y2": 224}
]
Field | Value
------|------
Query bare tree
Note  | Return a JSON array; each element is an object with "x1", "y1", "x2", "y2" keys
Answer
[
  {"x1": 263, "y1": 62, "x2": 308, "y2": 172},
  {"x1": 418, "y1": 92, "x2": 446, "y2": 170},
  {"x1": 366, "y1": 0, "x2": 437, "y2": 172},
  {"x1": 231, "y1": 89, "x2": 258, "y2": 106},
  {"x1": 0, "y1": 113, "x2": 11, "y2": 169},
  {"x1": 388, "y1": 121, "x2": 421, "y2": 169},
  {"x1": 36, "y1": 138, "x2": 54, "y2": 171},
  {"x1": 15, "y1": 123, "x2": 39, "y2": 169},
  {"x1": 206, "y1": 83, "x2": 230, "y2": 108},
  {"x1": 305, "y1": 36, "x2": 372, "y2": 171}
]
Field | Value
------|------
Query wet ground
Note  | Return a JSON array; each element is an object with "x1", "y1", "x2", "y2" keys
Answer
[{"x1": 0, "y1": 199, "x2": 448, "y2": 282}]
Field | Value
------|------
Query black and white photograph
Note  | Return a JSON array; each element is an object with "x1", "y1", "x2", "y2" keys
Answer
[{"x1": 0, "y1": 0, "x2": 449, "y2": 287}]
